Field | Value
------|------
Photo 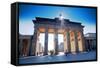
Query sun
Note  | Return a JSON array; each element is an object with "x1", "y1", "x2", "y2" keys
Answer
[{"x1": 59, "y1": 13, "x2": 64, "y2": 20}]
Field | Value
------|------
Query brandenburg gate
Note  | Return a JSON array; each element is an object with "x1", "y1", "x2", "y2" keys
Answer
[{"x1": 31, "y1": 16, "x2": 86, "y2": 56}]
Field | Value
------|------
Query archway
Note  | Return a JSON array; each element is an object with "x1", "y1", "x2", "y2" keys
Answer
[
  {"x1": 37, "y1": 33, "x2": 45, "y2": 56},
  {"x1": 58, "y1": 34, "x2": 64, "y2": 55},
  {"x1": 48, "y1": 33, "x2": 55, "y2": 55}
]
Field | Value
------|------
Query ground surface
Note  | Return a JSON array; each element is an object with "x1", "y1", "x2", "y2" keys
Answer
[{"x1": 19, "y1": 51, "x2": 96, "y2": 64}]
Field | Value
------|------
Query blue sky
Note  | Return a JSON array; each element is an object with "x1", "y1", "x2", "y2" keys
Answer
[
  {"x1": 19, "y1": 4, "x2": 96, "y2": 35},
  {"x1": 19, "y1": 4, "x2": 96, "y2": 50}
]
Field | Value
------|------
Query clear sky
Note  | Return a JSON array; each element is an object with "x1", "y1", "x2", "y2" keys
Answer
[
  {"x1": 19, "y1": 4, "x2": 96, "y2": 50},
  {"x1": 19, "y1": 4, "x2": 96, "y2": 35}
]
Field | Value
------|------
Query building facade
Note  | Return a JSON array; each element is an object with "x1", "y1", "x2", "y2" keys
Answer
[
  {"x1": 19, "y1": 17, "x2": 86, "y2": 57},
  {"x1": 85, "y1": 33, "x2": 96, "y2": 51}
]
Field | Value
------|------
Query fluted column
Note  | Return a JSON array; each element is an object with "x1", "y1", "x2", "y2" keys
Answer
[
  {"x1": 29, "y1": 37, "x2": 33, "y2": 56},
  {"x1": 44, "y1": 28, "x2": 48, "y2": 55},
  {"x1": 27, "y1": 39, "x2": 31, "y2": 56},
  {"x1": 63, "y1": 30, "x2": 70, "y2": 53},
  {"x1": 80, "y1": 31, "x2": 85, "y2": 51},
  {"x1": 36, "y1": 31, "x2": 40, "y2": 56},
  {"x1": 54, "y1": 29, "x2": 58, "y2": 55},
  {"x1": 67, "y1": 31, "x2": 71, "y2": 53},
  {"x1": 70, "y1": 31, "x2": 76, "y2": 53},
  {"x1": 74, "y1": 31, "x2": 79, "y2": 53},
  {"x1": 19, "y1": 39, "x2": 23, "y2": 56},
  {"x1": 63, "y1": 31, "x2": 67, "y2": 53},
  {"x1": 89, "y1": 39, "x2": 92, "y2": 51},
  {"x1": 32, "y1": 27, "x2": 38, "y2": 56}
]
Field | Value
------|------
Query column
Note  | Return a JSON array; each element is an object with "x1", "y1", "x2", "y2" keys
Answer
[
  {"x1": 91, "y1": 40, "x2": 93, "y2": 50},
  {"x1": 63, "y1": 31, "x2": 67, "y2": 53},
  {"x1": 54, "y1": 29, "x2": 58, "y2": 55},
  {"x1": 87, "y1": 40, "x2": 90, "y2": 51},
  {"x1": 32, "y1": 27, "x2": 38, "y2": 56},
  {"x1": 89, "y1": 40, "x2": 92, "y2": 51},
  {"x1": 19, "y1": 39, "x2": 23, "y2": 56},
  {"x1": 80, "y1": 31, "x2": 86, "y2": 51},
  {"x1": 85, "y1": 39, "x2": 88, "y2": 51},
  {"x1": 44, "y1": 28, "x2": 48, "y2": 55},
  {"x1": 63, "y1": 30, "x2": 70, "y2": 53},
  {"x1": 29, "y1": 37, "x2": 33, "y2": 56},
  {"x1": 67, "y1": 31, "x2": 71, "y2": 53},
  {"x1": 74, "y1": 31, "x2": 79, "y2": 53},
  {"x1": 27, "y1": 39, "x2": 30, "y2": 56},
  {"x1": 36, "y1": 31, "x2": 40, "y2": 56}
]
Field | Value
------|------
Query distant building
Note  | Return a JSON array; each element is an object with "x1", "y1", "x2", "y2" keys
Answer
[
  {"x1": 19, "y1": 34, "x2": 44, "y2": 56},
  {"x1": 58, "y1": 42, "x2": 64, "y2": 52},
  {"x1": 19, "y1": 34, "x2": 32, "y2": 56},
  {"x1": 85, "y1": 33, "x2": 96, "y2": 51}
]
